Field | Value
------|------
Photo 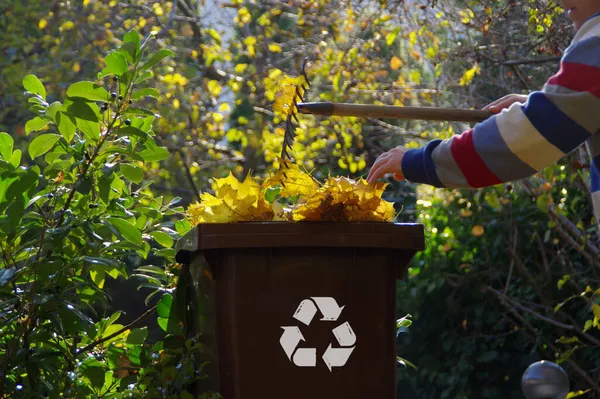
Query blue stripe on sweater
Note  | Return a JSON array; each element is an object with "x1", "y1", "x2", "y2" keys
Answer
[
  {"x1": 564, "y1": 36, "x2": 600, "y2": 68},
  {"x1": 472, "y1": 116, "x2": 537, "y2": 181},
  {"x1": 522, "y1": 92, "x2": 591, "y2": 155},
  {"x1": 402, "y1": 141, "x2": 444, "y2": 187},
  {"x1": 592, "y1": 156, "x2": 600, "y2": 191}
]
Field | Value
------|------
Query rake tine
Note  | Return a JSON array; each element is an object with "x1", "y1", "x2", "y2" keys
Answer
[{"x1": 279, "y1": 58, "x2": 312, "y2": 169}]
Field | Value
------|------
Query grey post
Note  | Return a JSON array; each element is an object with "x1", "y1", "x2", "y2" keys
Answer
[{"x1": 521, "y1": 361, "x2": 569, "y2": 399}]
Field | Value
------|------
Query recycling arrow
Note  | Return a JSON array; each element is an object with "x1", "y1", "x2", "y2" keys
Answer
[
  {"x1": 293, "y1": 348, "x2": 317, "y2": 367},
  {"x1": 322, "y1": 345, "x2": 355, "y2": 371},
  {"x1": 332, "y1": 322, "x2": 356, "y2": 346},
  {"x1": 293, "y1": 297, "x2": 345, "y2": 325},
  {"x1": 280, "y1": 327, "x2": 305, "y2": 360}
]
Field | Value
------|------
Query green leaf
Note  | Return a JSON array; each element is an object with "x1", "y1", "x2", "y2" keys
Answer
[
  {"x1": 76, "y1": 118, "x2": 100, "y2": 141},
  {"x1": 134, "y1": 71, "x2": 153, "y2": 84},
  {"x1": 121, "y1": 29, "x2": 141, "y2": 63},
  {"x1": 81, "y1": 358, "x2": 105, "y2": 389},
  {"x1": 98, "y1": 52, "x2": 128, "y2": 79},
  {"x1": 120, "y1": 163, "x2": 143, "y2": 183},
  {"x1": 174, "y1": 220, "x2": 191, "y2": 236},
  {"x1": 66, "y1": 100, "x2": 101, "y2": 122},
  {"x1": 140, "y1": 49, "x2": 174, "y2": 71},
  {"x1": 25, "y1": 116, "x2": 51, "y2": 134},
  {"x1": 90, "y1": 268, "x2": 106, "y2": 288},
  {"x1": 157, "y1": 293, "x2": 173, "y2": 318},
  {"x1": 397, "y1": 356, "x2": 417, "y2": 370},
  {"x1": 66, "y1": 81, "x2": 109, "y2": 102},
  {"x1": 10, "y1": 149, "x2": 21, "y2": 168},
  {"x1": 7, "y1": 168, "x2": 38, "y2": 200},
  {"x1": 0, "y1": 132, "x2": 13, "y2": 160},
  {"x1": 6, "y1": 199, "x2": 25, "y2": 233},
  {"x1": 122, "y1": 107, "x2": 160, "y2": 117},
  {"x1": 131, "y1": 88, "x2": 160, "y2": 100},
  {"x1": 135, "y1": 265, "x2": 166, "y2": 276},
  {"x1": 150, "y1": 231, "x2": 173, "y2": 248},
  {"x1": 396, "y1": 314, "x2": 413, "y2": 328},
  {"x1": 23, "y1": 74, "x2": 46, "y2": 100},
  {"x1": 107, "y1": 217, "x2": 142, "y2": 246},
  {"x1": 0, "y1": 267, "x2": 17, "y2": 287},
  {"x1": 45, "y1": 101, "x2": 62, "y2": 122},
  {"x1": 119, "y1": 42, "x2": 137, "y2": 64},
  {"x1": 140, "y1": 145, "x2": 170, "y2": 162},
  {"x1": 116, "y1": 126, "x2": 152, "y2": 142},
  {"x1": 126, "y1": 327, "x2": 148, "y2": 345},
  {"x1": 265, "y1": 186, "x2": 280, "y2": 203},
  {"x1": 29, "y1": 134, "x2": 61, "y2": 159},
  {"x1": 57, "y1": 112, "x2": 76, "y2": 142},
  {"x1": 124, "y1": 29, "x2": 141, "y2": 48}
]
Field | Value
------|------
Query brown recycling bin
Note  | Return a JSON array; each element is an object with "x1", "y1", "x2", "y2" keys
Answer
[{"x1": 175, "y1": 222, "x2": 424, "y2": 399}]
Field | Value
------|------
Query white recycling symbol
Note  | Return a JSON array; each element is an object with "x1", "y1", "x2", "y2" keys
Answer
[{"x1": 279, "y1": 297, "x2": 356, "y2": 371}]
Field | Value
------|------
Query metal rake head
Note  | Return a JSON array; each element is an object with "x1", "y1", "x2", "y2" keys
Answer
[{"x1": 279, "y1": 58, "x2": 311, "y2": 170}]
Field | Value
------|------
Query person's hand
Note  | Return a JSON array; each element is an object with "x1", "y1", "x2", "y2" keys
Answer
[
  {"x1": 366, "y1": 146, "x2": 408, "y2": 183},
  {"x1": 482, "y1": 94, "x2": 528, "y2": 114}
]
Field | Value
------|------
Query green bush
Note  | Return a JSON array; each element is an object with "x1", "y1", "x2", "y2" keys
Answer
[{"x1": 0, "y1": 30, "x2": 218, "y2": 399}]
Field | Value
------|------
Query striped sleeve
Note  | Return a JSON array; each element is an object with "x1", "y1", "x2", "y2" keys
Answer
[{"x1": 401, "y1": 20, "x2": 600, "y2": 189}]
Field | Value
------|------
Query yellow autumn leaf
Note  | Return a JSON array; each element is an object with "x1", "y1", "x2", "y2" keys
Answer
[
  {"x1": 263, "y1": 161, "x2": 320, "y2": 198},
  {"x1": 592, "y1": 304, "x2": 600, "y2": 319},
  {"x1": 39, "y1": 18, "x2": 48, "y2": 29},
  {"x1": 72, "y1": 62, "x2": 81, "y2": 73},
  {"x1": 268, "y1": 43, "x2": 282, "y2": 53},
  {"x1": 460, "y1": 64, "x2": 481, "y2": 86},
  {"x1": 472, "y1": 225, "x2": 485, "y2": 237},
  {"x1": 272, "y1": 75, "x2": 307, "y2": 116},
  {"x1": 390, "y1": 56, "x2": 402, "y2": 70},
  {"x1": 207, "y1": 80, "x2": 222, "y2": 97}
]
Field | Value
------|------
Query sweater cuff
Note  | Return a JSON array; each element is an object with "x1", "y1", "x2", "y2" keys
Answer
[{"x1": 401, "y1": 141, "x2": 444, "y2": 187}]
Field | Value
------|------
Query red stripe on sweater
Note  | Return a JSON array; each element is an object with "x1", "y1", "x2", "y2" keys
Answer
[
  {"x1": 548, "y1": 62, "x2": 600, "y2": 98},
  {"x1": 450, "y1": 129, "x2": 502, "y2": 188}
]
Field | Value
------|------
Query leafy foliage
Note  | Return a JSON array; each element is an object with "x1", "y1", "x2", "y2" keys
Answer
[{"x1": 0, "y1": 31, "x2": 216, "y2": 398}]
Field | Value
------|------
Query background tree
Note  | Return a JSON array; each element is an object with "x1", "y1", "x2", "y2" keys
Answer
[{"x1": 1, "y1": 0, "x2": 599, "y2": 397}]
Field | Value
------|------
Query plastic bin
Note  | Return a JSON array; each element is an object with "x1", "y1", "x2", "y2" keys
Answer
[{"x1": 175, "y1": 221, "x2": 424, "y2": 399}]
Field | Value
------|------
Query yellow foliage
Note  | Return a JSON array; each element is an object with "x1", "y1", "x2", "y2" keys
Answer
[
  {"x1": 185, "y1": 163, "x2": 396, "y2": 224},
  {"x1": 262, "y1": 161, "x2": 320, "y2": 198},
  {"x1": 186, "y1": 172, "x2": 274, "y2": 224},
  {"x1": 471, "y1": 225, "x2": 485, "y2": 237},
  {"x1": 390, "y1": 56, "x2": 402, "y2": 70},
  {"x1": 272, "y1": 75, "x2": 307, "y2": 116},
  {"x1": 294, "y1": 176, "x2": 395, "y2": 222},
  {"x1": 459, "y1": 64, "x2": 480, "y2": 86}
]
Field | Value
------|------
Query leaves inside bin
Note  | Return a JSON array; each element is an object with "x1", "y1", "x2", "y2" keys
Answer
[{"x1": 185, "y1": 161, "x2": 397, "y2": 224}]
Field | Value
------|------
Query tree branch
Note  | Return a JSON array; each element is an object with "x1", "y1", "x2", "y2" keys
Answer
[
  {"x1": 77, "y1": 305, "x2": 157, "y2": 356},
  {"x1": 502, "y1": 56, "x2": 561, "y2": 66},
  {"x1": 487, "y1": 287, "x2": 600, "y2": 347}
]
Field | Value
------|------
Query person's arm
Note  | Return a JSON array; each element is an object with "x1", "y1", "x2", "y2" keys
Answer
[{"x1": 369, "y1": 27, "x2": 600, "y2": 188}]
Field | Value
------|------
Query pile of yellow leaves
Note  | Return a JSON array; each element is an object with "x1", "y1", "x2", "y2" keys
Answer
[
  {"x1": 185, "y1": 162, "x2": 396, "y2": 225},
  {"x1": 186, "y1": 172, "x2": 274, "y2": 225}
]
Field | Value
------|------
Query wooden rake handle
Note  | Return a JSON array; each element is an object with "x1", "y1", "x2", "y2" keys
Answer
[{"x1": 297, "y1": 102, "x2": 492, "y2": 123}]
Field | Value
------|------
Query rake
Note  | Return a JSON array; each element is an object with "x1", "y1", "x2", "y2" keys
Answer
[{"x1": 279, "y1": 58, "x2": 492, "y2": 166}]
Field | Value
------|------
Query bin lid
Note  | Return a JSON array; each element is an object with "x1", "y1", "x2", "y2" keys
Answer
[{"x1": 175, "y1": 222, "x2": 424, "y2": 255}]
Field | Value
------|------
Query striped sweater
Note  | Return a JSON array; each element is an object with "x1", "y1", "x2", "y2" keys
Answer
[{"x1": 402, "y1": 12, "x2": 600, "y2": 218}]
